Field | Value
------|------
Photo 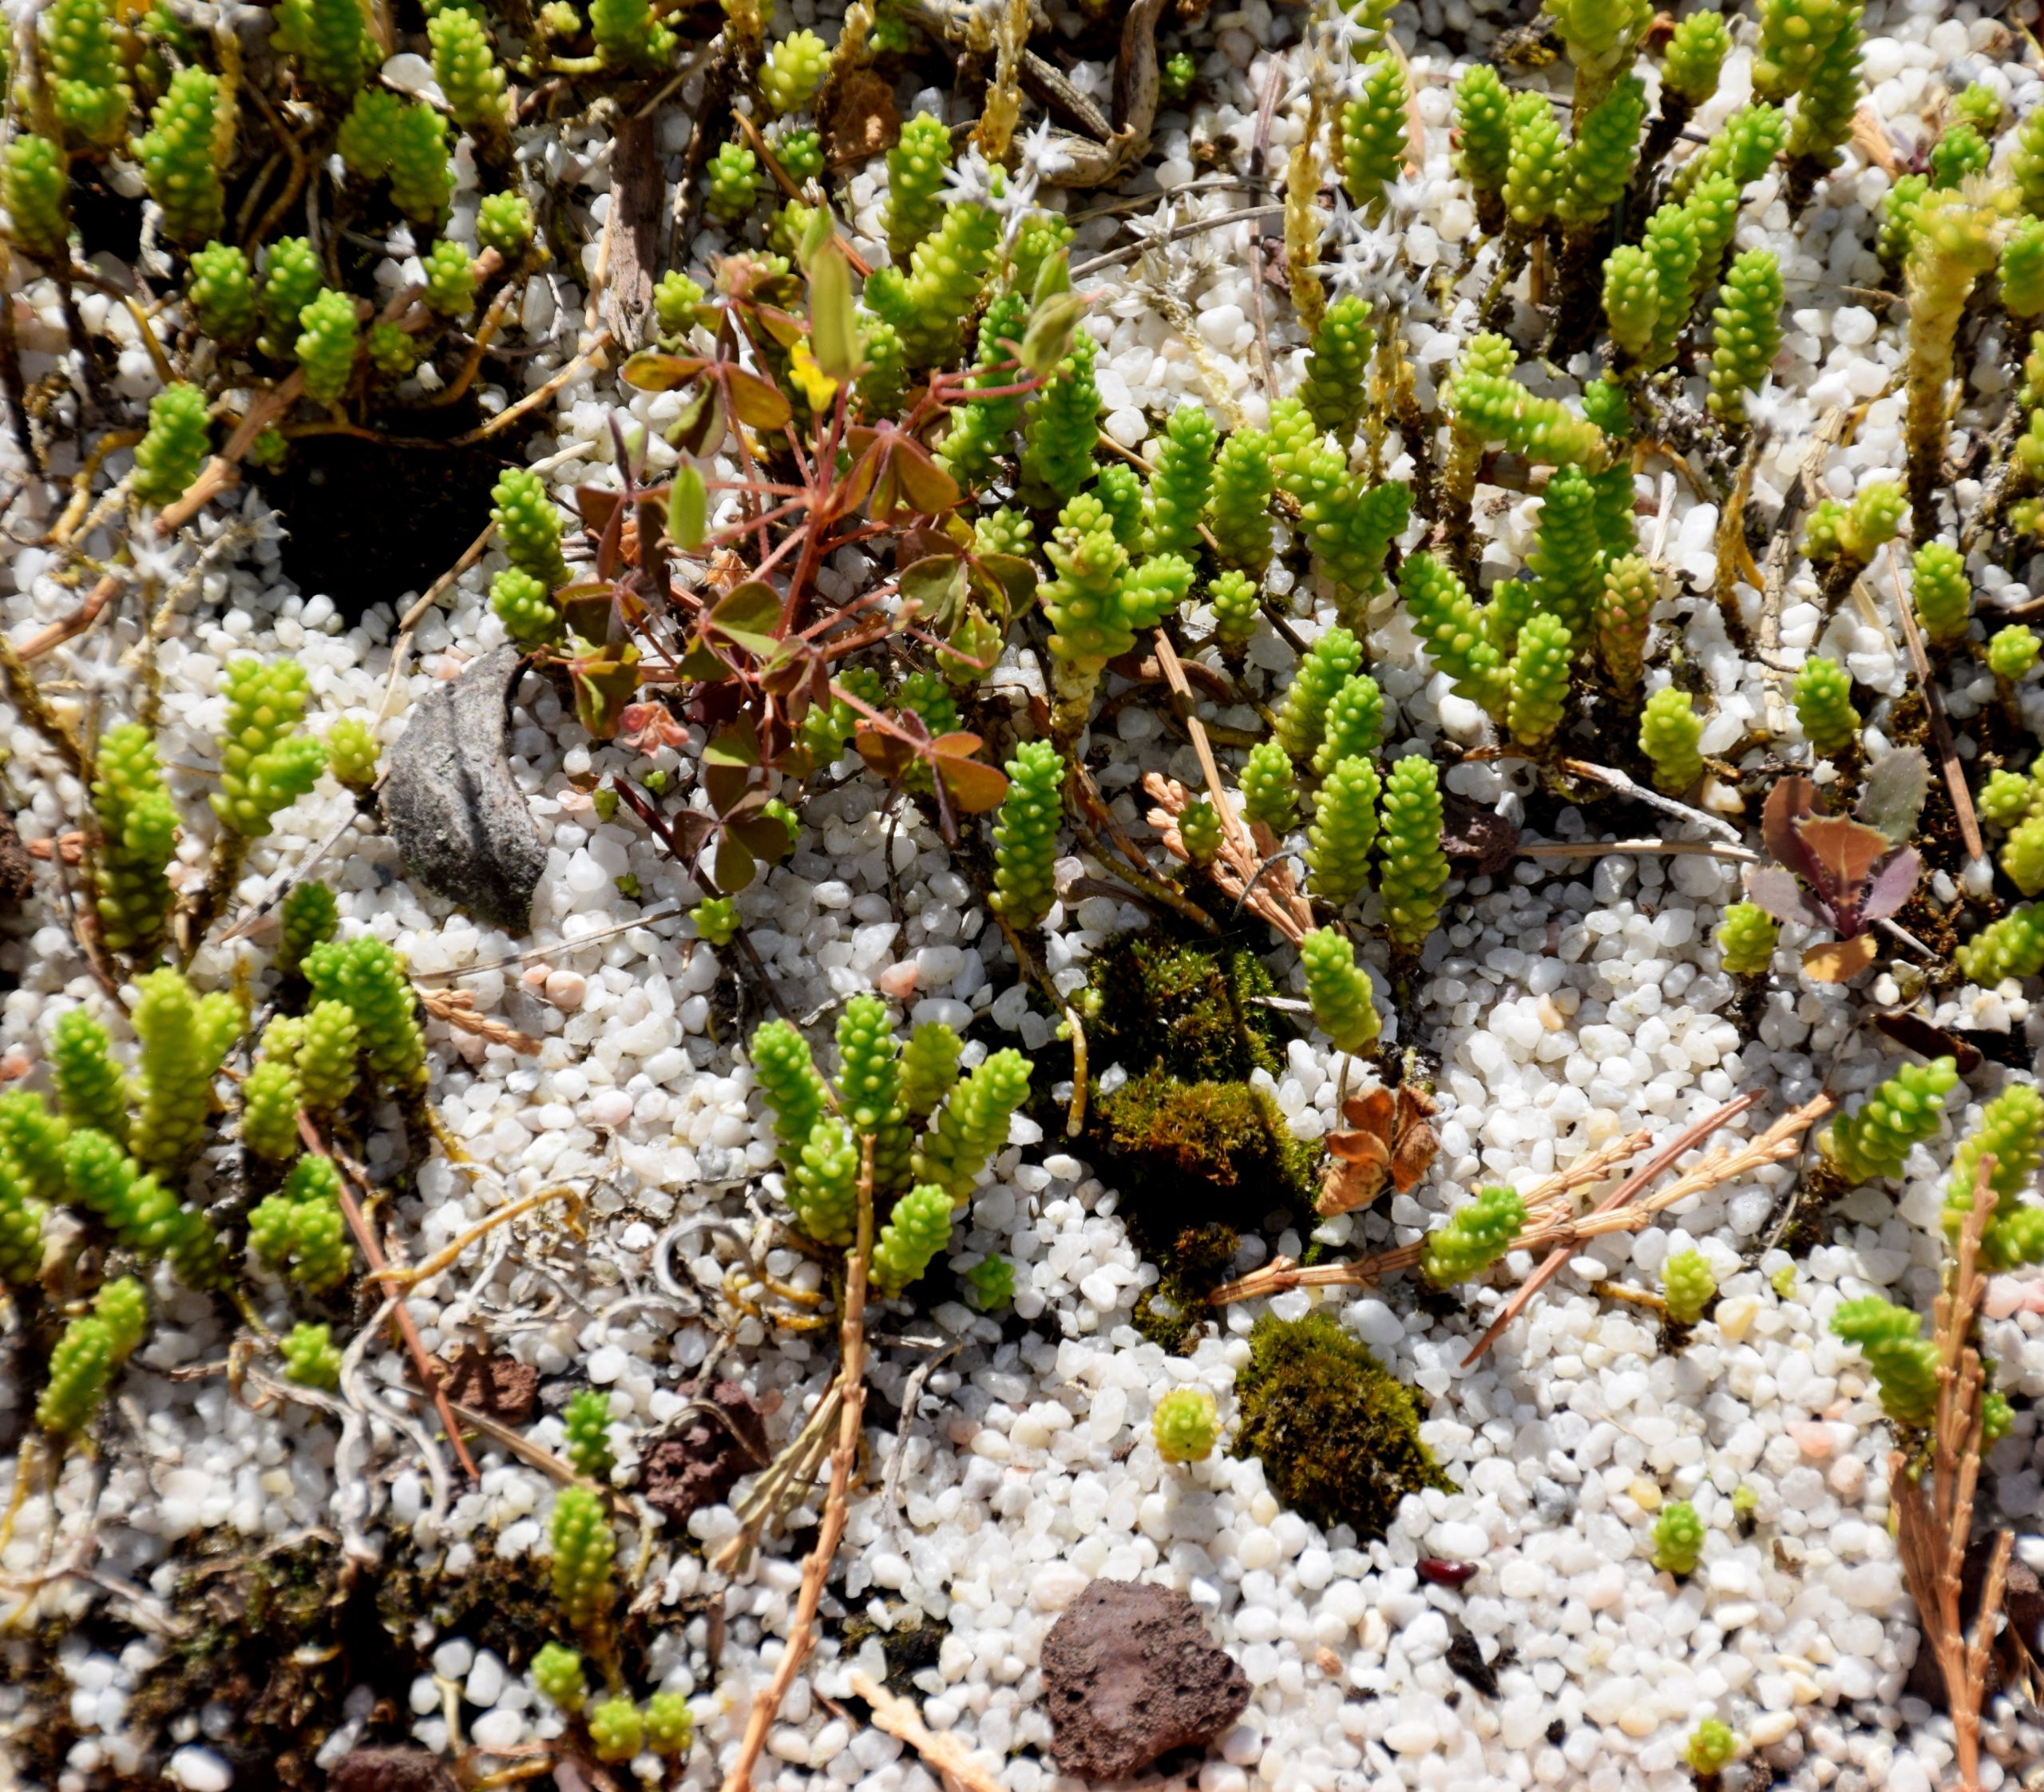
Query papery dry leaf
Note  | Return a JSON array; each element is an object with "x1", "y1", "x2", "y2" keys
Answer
[
  {"x1": 822, "y1": 69, "x2": 901, "y2": 167},
  {"x1": 1802, "y1": 934, "x2": 1880, "y2": 982},
  {"x1": 1851, "y1": 103, "x2": 1899, "y2": 174},
  {"x1": 1317, "y1": 1084, "x2": 1439, "y2": 1216}
]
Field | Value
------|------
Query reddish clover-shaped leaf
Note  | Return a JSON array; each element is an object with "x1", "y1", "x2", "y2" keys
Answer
[
  {"x1": 853, "y1": 718, "x2": 918, "y2": 783},
  {"x1": 566, "y1": 643, "x2": 642, "y2": 741},
  {"x1": 621, "y1": 351, "x2": 707, "y2": 392},
  {"x1": 701, "y1": 717, "x2": 762, "y2": 817},
  {"x1": 899, "y1": 553, "x2": 972, "y2": 631},
  {"x1": 971, "y1": 552, "x2": 1037, "y2": 618},
  {"x1": 667, "y1": 383, "x2": 729, "y2": 458},
  {"x1": 845, "y1": 425, "x2": 961, "y2": 521},
  {"x1": 703, "y1": 581, "x2": 783, "y2": 658},
  {"x1": 725, "y1": 366, "x2": 794, "y2": 431},
  {"x1": 930, "y1": 732, "x2": 1008, "y2": 813},
  {"x1": 712, "y1": 831, "x2": 757, "y2": 894}
]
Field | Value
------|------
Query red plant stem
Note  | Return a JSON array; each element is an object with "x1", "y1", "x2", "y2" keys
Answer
[
  {"x1": 296, "y1": 1112, "x2": 481, "y2": 1482},
  {"x1": 779, "y1": 391, "x2": 852, "y2": 632}
]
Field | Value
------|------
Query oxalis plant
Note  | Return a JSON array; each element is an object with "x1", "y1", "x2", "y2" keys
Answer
[
  {"x1": 1742, "y1": 757, "x2": 1927, "y2": 984},
  {"x1": 490, "y1": 209, "x2": 1089, "y2": 918}
]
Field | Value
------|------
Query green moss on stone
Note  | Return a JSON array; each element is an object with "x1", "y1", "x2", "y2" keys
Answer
[
  {"x1": 1082, "y1": 931, "x2": 1284, "y2": 1084},
  {"x1": 1233, "y1": 1309, "x2": 1453, "y2": 1538},
  {"x1": 1091, "y1": 1068, "x2": 1316, "y2": 1222}
]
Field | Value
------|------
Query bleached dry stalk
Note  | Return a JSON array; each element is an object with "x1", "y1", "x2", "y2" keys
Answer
[
  {"x1": 1143, "y1": 770, "x2": 1312, "y2": 945},
  {"x1": 1462, "y1": 1092, "x2": 1828, "y2": 1365},
  {"x1": 850, "y1": 1671, "x2": 1008, "y2": 1792},
  {"x1": 1890, "y1": 1159, "x2": 2013, "y2": 1792},
  {"x1": 719, "y1": 1140, "x2": 875, "y2": 1792},
  {"x1": 1212, "y1": 1124, "x2": 1657, "y2": 1304},
  {"x1": 1211, "y1": 1096, "x2": 1832, "y2": 1362},
  {"x1": 297, "y1": 1112, "x2": 481, "y2": 1482}
]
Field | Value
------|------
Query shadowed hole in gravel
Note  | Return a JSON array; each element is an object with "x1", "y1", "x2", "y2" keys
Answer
[{"x1": 251, "y1": 419, "x2": 512, "y2": 623}]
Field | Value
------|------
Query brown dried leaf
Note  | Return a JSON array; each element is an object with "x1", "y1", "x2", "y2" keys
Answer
[
  {"x1": 1761, "y1": 774, "x2": 1819, "y2": 876},
  {"x1": 822, "y1": 68, "x2": 901, "y2": 167},
  {"x1": 1873, "y1": 1009, "x2": 1983, "y2": 1075},
  {"x1": 1440, "y1": 802, "x2": 1521, "y2": 876},
  {"x1": 1802, "y1": 933, "x2": 1880, "y2": 982},
  {"x1": 1314, "y1": 1084, "x2": 1438, "y2": 1215}
]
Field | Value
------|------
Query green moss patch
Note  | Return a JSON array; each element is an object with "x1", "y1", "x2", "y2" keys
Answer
[
  {"x1": 1233, "y1": 1310, "x2": 1453, "y2": 1539},
  {"x1": 1092, "y1": 1068, "x2": 1317, "y2": 1223},
  {"x1": 1083, "y1": 931, "x2": 1285, "y2": 1085},
  {"x1": 1131, "y1": 1218, "x2": 1242, "y2": 1352}
]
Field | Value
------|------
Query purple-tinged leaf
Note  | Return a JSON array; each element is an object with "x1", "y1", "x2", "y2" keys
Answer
[
  {"x1": 1861, "y1": 847, "x2": 1923, "y2": 922},
  {"x1": 1761, "y1": 775, "x2": 1819, "y2": 876},
  {"x1": 1746, "y1": 866, "x2": 1829, "y2": 928}
]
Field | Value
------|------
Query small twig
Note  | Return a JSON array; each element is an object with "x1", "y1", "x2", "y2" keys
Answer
[
  {"x1": 0, "y1": 631, "x2": 89, "y2": 783},
  {"x1": 1069, "y1": 204, "x2": 1287, "y2": 281},
  {"x1": 1244, "y1": 61, "x2": 1283, "y2": 394},
  {"x1": 365, "y1": 1183, "x2": 583, "y2": 1289},
  {"x1": 1884, "y1": 543, "x2": 1985, "y2": 866},
  {"x1": 375, "y1": 523, "x2": 497, "y2": 727},
  {"x1": 1555, "y1": 759, "x2": 1748, "y2": 847},
  {"x1": 1210, "y1": 1125, "x2": 1656, "y2": 1305},
  {"x1": 883, "y1": 1336, "x2": 965, "y2": 1530},
  {"x1": 14, "y1": 571, "x2": 119, "y2": 661},
  {"x1": 850, "y1": 1671, "x2": 1008, "y2": 1792},
  {"x1": 451, "y1": 332, "x2": 612, "y2": 446},
  {"x1": 1891, "y1": 1157, "x2": 2012, "y2": 1792},
  {"x1": 996, "y1": 910, "x2": 1087, "y2": 1136},
  {"x1": 719, "y1": 1137, "x2": 874, "y2": 1792},
  {"x1": 1460, "y1": 1090, "x2": 1768, "y2": 1366},
  {"x1": 1517, "y1": 837, "x2": 1758, "y2": 862},
  {"x1": 297, "y1": 1113, "x2": 481, "y2": 1481}
]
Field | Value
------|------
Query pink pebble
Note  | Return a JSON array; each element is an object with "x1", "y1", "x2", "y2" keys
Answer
[
  {"x1": 1788, "y1": 1421, "x2": 1836, "y2": 1461},
  {"x1": 523, "y1": 962, "x2": 553, "y2": 989},
  {"x1": 877, "y1": 961, "x2": 919, "y2": 998},
  {"x1": 1983, "y1": 1277, "x2": 2026, "y2": 1321}
]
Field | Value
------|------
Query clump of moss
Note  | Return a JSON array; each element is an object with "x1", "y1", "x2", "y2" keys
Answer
[
  {"x1": 1083, "y1": 930, "x2": 1284, "y2": 1084},
  {"x1": 1092, "y1": 1068, "x2": 1317, "y2": 1223},
  {"x1": 1233, "y1": 1309, "x2": 1453, "y2": 1539},
  {"x1": 1131, "y1": 1219, "x2": 1241, "y2": 1352},
  {"x1": 834, "y1": 1608, "x2": 950, "y2": 1695}
]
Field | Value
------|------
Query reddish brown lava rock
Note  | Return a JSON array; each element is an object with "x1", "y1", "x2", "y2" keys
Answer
[
  {"x1": 328, "y1": 1747, "x2": 458, "y2": 1792},
  {"x1": 1040, "y1": 1578, "x2": 1250, "y2": 1781},
  {"x1": 641, "y1": 1379, "x2": 768, "y2": 1524},
  {"x1": 435, "y1": 1344, "x2": 539, "y2": 1425}
]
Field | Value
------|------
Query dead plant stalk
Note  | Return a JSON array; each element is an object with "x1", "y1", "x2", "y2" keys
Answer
[
  {"x1": 719, "y1": 1138, "x2": 875, "y2": 1792},
  {"x1": 1891, "y1": 1157, "x2": 2012, "y2": 1792}
]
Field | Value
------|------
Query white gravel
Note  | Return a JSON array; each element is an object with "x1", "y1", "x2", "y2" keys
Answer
[{"x1": 1, "y1": 0, "x2": 2042, "y2": 1789}]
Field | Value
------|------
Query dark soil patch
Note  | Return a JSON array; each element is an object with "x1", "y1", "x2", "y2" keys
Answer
[{"x1": 252, "y1": 419, "x2": 511, "y2": 622}]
